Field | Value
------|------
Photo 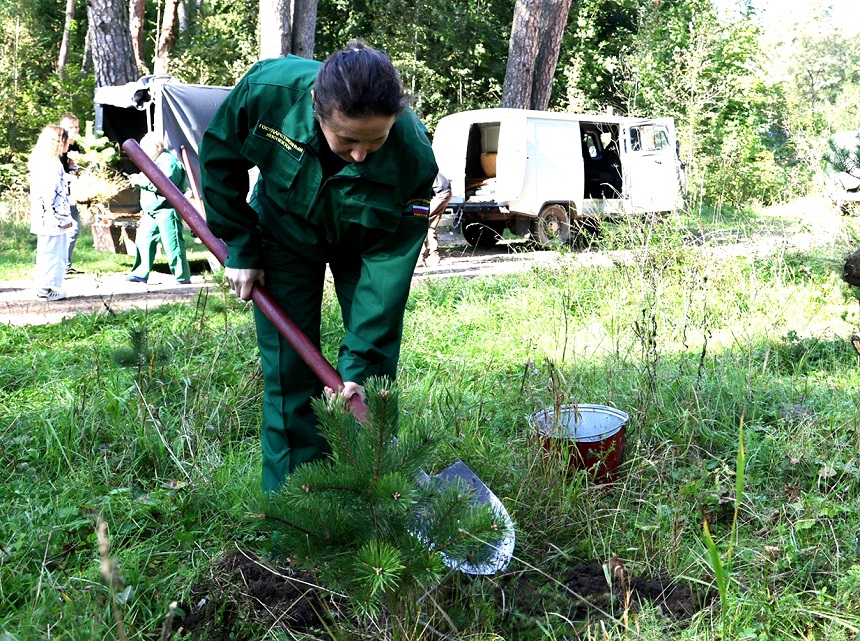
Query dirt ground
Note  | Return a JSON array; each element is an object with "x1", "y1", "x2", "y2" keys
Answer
[
  {"x1": 0, "y1": 269, "x2": 213, "y2": 327},
  {"x1": 172, "y1": 550, "x2": 711, "y2": 639},
  {"x1": 0, "y1": 229, "x2": 566, "y2": 327}
]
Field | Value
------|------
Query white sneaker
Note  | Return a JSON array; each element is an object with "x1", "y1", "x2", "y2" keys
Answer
[{"x1": 44, "y1": 289, "x2": 67, "y2": 301}]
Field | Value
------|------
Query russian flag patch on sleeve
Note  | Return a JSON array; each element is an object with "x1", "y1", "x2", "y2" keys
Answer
[{"x1": 407, "y1": 198, "x2": 431, "y2": 216}]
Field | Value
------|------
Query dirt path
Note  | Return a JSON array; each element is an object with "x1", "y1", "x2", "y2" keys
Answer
[
  {"x1": 1, "y1": 199, "x2": 847, "y2": 327},
  {"x1": 0, "y1": 229, "x2": 559, "y2": 327},
  {"x1": 0, "y1": 271, "x2": 215, "y2": 327}
]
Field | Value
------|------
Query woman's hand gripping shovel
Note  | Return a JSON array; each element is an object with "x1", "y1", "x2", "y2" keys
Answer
[{"x1": 122, "y1": 139, "x2": 515, "y2": 575}]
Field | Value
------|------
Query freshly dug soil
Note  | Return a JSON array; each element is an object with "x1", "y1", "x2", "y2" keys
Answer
[
  {"x1": 174, "y1": 549, "x2": 332, "y2": 639},
  {"x1": 562, "y1": 561, "x2": 709, "y2": 620},
  {"x1": 174, "y1": 550, "x2": 711, "y2": 639}
]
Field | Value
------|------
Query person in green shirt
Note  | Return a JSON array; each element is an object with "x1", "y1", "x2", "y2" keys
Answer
[
  {"x1": 199, "y1": 41, "x2": 437, "y2": 493},
  {"x1": 126, "y1": 133, "x2": 192, "y2": 284}
]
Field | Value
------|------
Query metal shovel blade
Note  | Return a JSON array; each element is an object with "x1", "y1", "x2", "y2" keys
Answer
[{"x1": 424, "y1": 461, "x2": 516, "y2": 575}]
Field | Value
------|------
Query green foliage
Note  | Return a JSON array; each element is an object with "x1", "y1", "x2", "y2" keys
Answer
[
  {"x1": 824, "y1": 131, "x2": 860, "y2": 176},
  {"x1": 315, "y1": 0, "x2": 512, "y2": 125},
  {"x1": 168, "y1": 0, "x2": 260, "y2": 85},
  {"x1": 559, "y1": 0, "x2": 640, "y2": 112},
  {"x1": 261, "y1": 378, "x2": 506, "y2": 619},
  {"x1": 0, "y1": 218, "x2": 35, "y2": 266},
  {"x1": 4, "y1": 0, "x2": 860, "y2": 210},
  {"x1": 74, "y1": 120, "x2": 119, "y2": 169},
  {"x1": 701, "y1": 417, "x2": 746, "y2": 634},
  {"x1": 0, "y1": 0, "x2": 93, "y2": 191}
]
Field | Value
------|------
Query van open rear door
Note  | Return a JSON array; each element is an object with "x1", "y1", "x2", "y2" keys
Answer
[
  {"x1": 621, "y1": 118, "x2": 682, "y2": 213},
  {"x1": 519, "y1": 117, "x2": 582, "y2": 216},
  {"x1": 494, "y1": 113, "x2": 528, "y2": 204}
]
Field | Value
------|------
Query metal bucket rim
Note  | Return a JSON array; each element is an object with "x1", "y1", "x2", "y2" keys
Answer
[{"x1": 529, "y1": 404, "x2": 629, "y2": 442}]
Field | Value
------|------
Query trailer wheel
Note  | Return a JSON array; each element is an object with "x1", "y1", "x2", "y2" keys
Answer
[
  {"x1": 530, "y1": 205, "x2": 571, "y2": 247},
  {"x1": 570, "y1": 216, "x2": 601, "y2": 249},
  {"x1": 462, "y1": 217, "x2": 504, "y2": 247}
]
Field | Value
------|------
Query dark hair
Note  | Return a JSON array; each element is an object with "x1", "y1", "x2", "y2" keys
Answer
[{"x1": 314, "y1": 41, "x2": 406, "y2": 121}]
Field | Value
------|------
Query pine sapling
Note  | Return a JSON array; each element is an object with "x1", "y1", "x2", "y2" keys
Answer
[{"x1": 260, "y1": 377, "x2": 508, "y2": 619}]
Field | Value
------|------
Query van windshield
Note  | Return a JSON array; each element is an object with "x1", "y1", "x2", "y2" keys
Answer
[{"x1": 630, "y1": 125, "x2": 670, "y2": 152}]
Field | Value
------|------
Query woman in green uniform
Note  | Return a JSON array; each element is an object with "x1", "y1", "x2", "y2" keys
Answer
[
  {"x1": 199, "y1": 41, "x2": 437, "y2": 493},
  {"x1": 126, "y1": 133, "x2": 192, "y2": 284}
]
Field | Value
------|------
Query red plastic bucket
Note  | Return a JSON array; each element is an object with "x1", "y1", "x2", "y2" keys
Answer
[{"x1": 531, "y1": 404, "x2": 628, "y2": 483}]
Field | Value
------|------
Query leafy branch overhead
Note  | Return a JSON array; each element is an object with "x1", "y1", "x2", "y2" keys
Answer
[{"x1": 259, "y1": 378, "x2": 508, "y2": 618}]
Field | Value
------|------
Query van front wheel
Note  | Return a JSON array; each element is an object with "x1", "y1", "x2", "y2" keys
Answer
[{"x1": 531, "y1": 205, "x2": 571, "y2": 247}]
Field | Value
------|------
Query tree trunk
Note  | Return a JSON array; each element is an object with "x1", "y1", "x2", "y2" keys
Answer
[
  {"x1": 86, "y1": 0, "x2": 139, "y2": 87},
  {"x1": 130, "y1": 0, "x2": 149, "y2": 76},
  {"x1": 58, "y1": 0, "x2": 76, "y2": 80},
  {"x1": 529, "y1": 0, "x2": 572, "y2": 110},
  {"x1": 501, "y1": 0, "x2": 542, "y2": 109},
  {"x1": 291, "y1": 0, "x2": 318, "y2": 59},
  {"x1": 80, "y1": 25, "x2": 93, "y2": 79},
  {"x1": 154, "y1": 0, "x2": 181, "y2": 75},
  {"x1": 178, "y1": 0, "x2": 188, "y2": 32},
  {"x1": 259, "y1": 0, "x2": 291, "y2": 59}
]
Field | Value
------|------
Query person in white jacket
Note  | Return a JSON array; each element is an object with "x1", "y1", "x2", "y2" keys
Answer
[{"x1": 29, "y1": 125, "x2": 75, "y2": 301}]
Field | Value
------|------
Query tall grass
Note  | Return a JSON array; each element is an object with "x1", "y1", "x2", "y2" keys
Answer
[{"x1": 3, "y1": 203, "x2": 860, "y2": 639}]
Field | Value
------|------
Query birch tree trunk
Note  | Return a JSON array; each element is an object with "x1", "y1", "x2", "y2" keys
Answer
[
  {"x1": 81, "y1": 26, "x2": 93, "y2": 78},
  {"x1": 86, "y1": 0, "x2": 139, "y2": 87},
  {"x1": 58, "y1": 0, "x2": 76, "y2": 80},
  {"x1": 154, "y1": 0, "x2": 181, "y2": 74},
  {"x1": 529, "y1": 0, "x2": 572, "y2": 110},
  {"x1": 178, "y1": 0, "x2": 188, "y2": 32},
  {"x1": 130, "y1": 0, "x2": 149, "y2": 76},
  {"x1": 259, "y1": 0, "x2": 291, "y2": 59},
  {"x1": 501, "y1": 0, "x2": 542, "y2": 108},
  {"x1": 291, "y1": 0, "x2": 319, "y2": 59}
]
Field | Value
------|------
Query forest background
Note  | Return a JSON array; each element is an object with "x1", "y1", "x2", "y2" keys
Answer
[{"x1": 1, "y1": 0, "x2": 860, "y2": 214}]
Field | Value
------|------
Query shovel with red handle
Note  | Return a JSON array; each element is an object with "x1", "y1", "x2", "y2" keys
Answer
[{"x1": 121, "y1": 138, "x2": 515, "y2": 574}]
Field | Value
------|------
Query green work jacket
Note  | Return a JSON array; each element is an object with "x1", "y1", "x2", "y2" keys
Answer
[
  {"x1": 199, "y1": 55, "x2": 438, "y2": 382},
  {"x1": 199, "y1": 55, "x2": 437, "y2": 268}
]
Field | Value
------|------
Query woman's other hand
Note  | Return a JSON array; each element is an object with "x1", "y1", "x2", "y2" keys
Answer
[
  {"x1": 324, "y1": 382, "x2": 366, "y2": 402},
  {"x1": 224, "y1": 267, "x2": 265, "y2": 301}
]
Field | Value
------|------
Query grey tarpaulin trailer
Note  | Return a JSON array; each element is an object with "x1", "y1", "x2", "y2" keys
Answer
[{"x1": 94, "y1": 76, "x2": 231, "y2": 195}]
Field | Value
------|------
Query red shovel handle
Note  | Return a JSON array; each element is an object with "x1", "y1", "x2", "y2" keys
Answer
[{"x1": 122, "y1": 139, "x2": 368, "y2": 422}]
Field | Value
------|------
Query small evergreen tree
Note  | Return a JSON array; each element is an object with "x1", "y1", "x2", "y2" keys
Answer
[
  {"x1": 825, "y1": 132, "x2": 860, "y2": 179},
  {"x1": 68, "y1": 121, "x2": 126, "y2": 211},
  {"x1": 260, "y1": 377, "x2": 509, "y2": 621}
]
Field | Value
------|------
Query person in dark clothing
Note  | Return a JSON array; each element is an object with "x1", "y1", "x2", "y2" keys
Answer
[{"x1": 598, "y1": 139, "x2": 622, "y2": 198}]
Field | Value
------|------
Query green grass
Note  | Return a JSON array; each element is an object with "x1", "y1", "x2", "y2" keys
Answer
[
  {"x1": 3, "y1": 202, "x2": 860, "y2": 639},
  {"x1": 0, "y1": 217, "x2": 214, "y2": 281}
]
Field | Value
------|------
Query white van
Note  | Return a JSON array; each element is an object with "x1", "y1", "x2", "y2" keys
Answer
[{"x1": 432, "y1": 108, "x2": 684, "y2": 246}]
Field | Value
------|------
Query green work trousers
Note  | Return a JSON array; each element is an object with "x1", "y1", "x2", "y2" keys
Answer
[
  {"x1": 255, "y1": 230, "x2": 426, "y2": 492},
  {"x1": 130, "y1": 209, "x2": 191, "y2": 282},
  {"x1": 255, "y1": 251, "x2": 401, "y2": 493}
]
